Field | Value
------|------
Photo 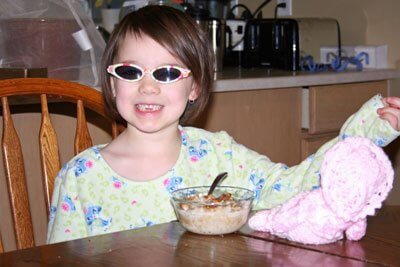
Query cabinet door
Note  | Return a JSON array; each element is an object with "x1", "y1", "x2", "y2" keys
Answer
[
  {"x1": 301, "y1": 130, "x2": 337, "y2": 160},
  {"x1": 194, "y1": 88, "x2": 302, "y2": 165},
  {"x1": 308, "y1": 81, "x2": 388, "y2": 134}
]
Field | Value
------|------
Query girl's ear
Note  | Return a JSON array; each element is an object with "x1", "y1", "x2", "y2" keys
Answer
[{"x1": 189, "y1": 82, "x2": 200, "y2": 101}]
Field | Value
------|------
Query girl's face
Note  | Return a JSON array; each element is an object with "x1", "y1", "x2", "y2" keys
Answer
[{"x1": 110, "y1": 33, "x2": 198, "y2": 134}]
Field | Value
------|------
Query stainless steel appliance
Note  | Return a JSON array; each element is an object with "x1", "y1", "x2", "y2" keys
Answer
[
  {"x1": 241, "y1": 18, "x2": 341, "y2": 71},
  {"x1": 187, "y1": 6, "x2": 226, "y2": 71},
  {"x1": 208, "y1": 19, "x2": 226, "y2": 71}
]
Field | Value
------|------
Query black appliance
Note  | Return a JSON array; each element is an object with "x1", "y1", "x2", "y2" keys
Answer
[{"x1": 242, "y1": 19, "x2": 299, "y2": 71}]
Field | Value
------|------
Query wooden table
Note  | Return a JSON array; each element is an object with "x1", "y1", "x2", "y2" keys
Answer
[{"x1": 1, "y1": 206, "x2": 399, "y2": 266}]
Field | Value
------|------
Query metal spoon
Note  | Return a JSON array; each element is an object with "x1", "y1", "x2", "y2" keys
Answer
[{"x1": 207, "y1": 172, "x2": 228, "y2": 196}]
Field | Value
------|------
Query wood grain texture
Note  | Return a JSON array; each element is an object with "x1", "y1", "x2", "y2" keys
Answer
[
  {"x1": 194, "y1": 88, "x2": 302, "y2": 166},
  {"x1": 0, "y1": 78, "x2": 120, "y2": 252},
  {"x1": 1, "y1": 207, "x2": 399, "y2": 266},
  {"x1": 300, "y1": 130, "x2": 338, "y2": 160},
  {"x1": 308, "y1": 81, "x2": 388, "y2": 134},
  {"x1": 39, "y1": 94, "x2": 60, "y2": 214},
  {"x1": 1, "y1": 97, "x2": 35, "y2": 250},
  {"x1": 75, "y1": 100, "x2": 93, "y2": 155}
]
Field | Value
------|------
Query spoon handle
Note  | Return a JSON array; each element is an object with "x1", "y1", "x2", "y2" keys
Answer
[{"x1": 208, "y1": 172, "x2": 228, "y2": 196}]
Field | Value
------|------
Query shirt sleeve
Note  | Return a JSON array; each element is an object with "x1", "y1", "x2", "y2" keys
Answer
[
  {"x1": 46, "y1": 163, "x2": 88, "y2": 244},
  {"x1": 339, "y1": 94, "x2": 400, "y2": 146},
  {"x1": 227, "y1": 94, "x2": 400, "y2": 210}
]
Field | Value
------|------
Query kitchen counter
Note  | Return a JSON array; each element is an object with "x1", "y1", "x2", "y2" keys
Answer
[
  {"x1": 90, "y1": 68, "x2": 400, "y2": 92},
  {"x1": 213, "y1": 68, "x2": 400, "y2": 92},
  {"x1": 195, "y1": 69, "x2": 398, "y2": 167}
]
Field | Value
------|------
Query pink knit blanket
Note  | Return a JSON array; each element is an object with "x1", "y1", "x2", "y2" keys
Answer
[{"x1": 249, "y1": 136, "x2": 394, "y2": 245}]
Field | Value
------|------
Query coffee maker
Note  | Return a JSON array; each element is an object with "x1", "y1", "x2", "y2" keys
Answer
[{"x1": 186, "y1": 4, "x2": 226, "y2": 71}]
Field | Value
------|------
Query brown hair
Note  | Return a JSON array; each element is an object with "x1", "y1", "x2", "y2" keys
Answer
[{"x1": 101, "y1": 5, "x2": 214, "y2": 125}]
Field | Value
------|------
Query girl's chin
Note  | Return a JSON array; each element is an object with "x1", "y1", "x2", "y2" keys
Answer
[{"x1": 131, "y1": 121, "x2": 179, "y2": 134}]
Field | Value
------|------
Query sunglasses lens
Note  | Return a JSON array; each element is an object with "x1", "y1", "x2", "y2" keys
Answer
[
  {"x1": 153, "y1": 67, "x2": 181, "y2": 82},
  {"x1": 114, "y1": 65, "x2": 142, "y2": 80}
]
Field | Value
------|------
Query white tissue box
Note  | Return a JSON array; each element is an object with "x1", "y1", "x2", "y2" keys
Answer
[
  {"x1": 320, "y1": 46, "x2": 355, "y2": 64},
  {"x1": 354, "y1": 45, "x2": 388, "y2": 69},
  {"x1": 320, "y1": 45, "x2": 388, "y2": 69}
]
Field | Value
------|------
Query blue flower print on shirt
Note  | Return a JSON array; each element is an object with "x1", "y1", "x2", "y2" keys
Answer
[
  {"x1": 58, "y1": 163, "x2": 70, "y2": 177},
  {"x1": 189, "y1": 139, "x2": 208, "y2": 162},
  {"x1": 272, "y1": 182, "x2": 282, "y2": 192},
  {"x1": 164, "y1": 176, "x2": 183, "y2": 194},
  {"x1": 73, "y1": 158, "x2": 94, "y2": 177},
  {"x1": 375, "y1": 137, "x2": 388, "y2": 147},
  {"x1": 92, "y1": 146, "x2": 102, "y2": 159},
  {"x1": 61, "y1": 195, "x2": 76, "y2": 212},
  {"x1": 224, "y1": 150, "x2": 233, "y2": 160},
  {"x1": 84, "y1": 205, "x2": 112, "y2": 231},
  {"x1": 49, "y1": 206, "x2": 57, "y2": 222},
  {"x1": 249, "y1": 171, "x2": 265, "y2": 201},
  {"x1": 340, "y1": 133, "x2": 351, "y2": 140},
  {"x1": 129, "y1": 219, "x2": 155, "y2": 230},
  {"x1": 180, "y1": 129, "x2": 188, "y2": 146},
  {"x1": 142, "y1": 218, "x2": 154, "y2": 227}
]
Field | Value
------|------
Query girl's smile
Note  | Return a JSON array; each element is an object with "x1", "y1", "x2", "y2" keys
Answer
[{"x1": 135, "y1": 103, "x2": 163, "y2": 112}]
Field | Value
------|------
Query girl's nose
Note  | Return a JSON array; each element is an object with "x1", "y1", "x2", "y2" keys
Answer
[{"x1": 138, "y1": 75, "x2": 161, "y2": 95}]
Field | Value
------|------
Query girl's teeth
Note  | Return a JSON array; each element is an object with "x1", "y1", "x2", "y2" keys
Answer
[{"x1": 136, "y1": 104, "x2": 162, "y2": 111}]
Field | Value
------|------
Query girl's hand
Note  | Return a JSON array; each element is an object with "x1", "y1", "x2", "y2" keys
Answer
[{"x1": 377, "y1": 97, "x2": 400, "y2": 131}]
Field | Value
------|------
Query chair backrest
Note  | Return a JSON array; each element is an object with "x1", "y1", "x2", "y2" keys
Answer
[{"x1": 0, "y1": 78, "x2": 121, "y2": 252}]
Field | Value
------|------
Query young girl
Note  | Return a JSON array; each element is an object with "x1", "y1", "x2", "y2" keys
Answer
[{"x1": 47, "y1": 5, "x2": 400, "y2": 244}]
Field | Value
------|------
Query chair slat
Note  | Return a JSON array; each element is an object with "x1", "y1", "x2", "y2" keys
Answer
[
  {"x1": 39, "y1": 94, "x2": 61, "y2": 215},
  {"x1": 0, "y1": 237, "x2": 4, "y2": 253},
  {"x1": 0, "y1": 78, "x2": 122, "y2": 252},
  {"x1": 74, "y1": 100, "x2": 93, "y2": 155},
  {"x1": 1, "y1": 97, "x2": 35, "y2": 250}
]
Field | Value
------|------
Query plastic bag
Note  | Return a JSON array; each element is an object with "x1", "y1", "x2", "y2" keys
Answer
[{"x1": 0, "y1": 0, "x2": 105, "y2": 87}]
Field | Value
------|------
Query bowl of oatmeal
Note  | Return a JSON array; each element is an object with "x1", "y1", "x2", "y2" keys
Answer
[{"x1": 171, "y1": 186, "x2": 254, "y2": 235}]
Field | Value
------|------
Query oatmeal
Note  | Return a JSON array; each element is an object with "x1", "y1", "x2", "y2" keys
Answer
[{"x1": 171, "y1": 188, "x2": 253, "y2": 235}]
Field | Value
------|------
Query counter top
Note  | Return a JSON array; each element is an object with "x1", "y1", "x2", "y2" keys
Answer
[{"x1": 213, "y1": 68, "x2": 400, "y2": 92}]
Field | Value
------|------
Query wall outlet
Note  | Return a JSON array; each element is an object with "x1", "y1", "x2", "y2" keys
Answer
[{"x1": 277, "y1": 0, "x2": 292, "y2": 17}]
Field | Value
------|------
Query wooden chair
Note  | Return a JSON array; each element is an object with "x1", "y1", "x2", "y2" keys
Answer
[{"x1": 0, "y1": 78, "x2": 121, "y2": 252}]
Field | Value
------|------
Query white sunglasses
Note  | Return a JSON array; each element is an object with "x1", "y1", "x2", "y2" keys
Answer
[{"x1": 107, "y1": 63, "x2": 191, "y2": 84}]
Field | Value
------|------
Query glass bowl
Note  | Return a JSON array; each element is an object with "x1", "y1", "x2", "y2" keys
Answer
[{"x1": 170, "y1": 186, "x2": 254, "y2": 235}]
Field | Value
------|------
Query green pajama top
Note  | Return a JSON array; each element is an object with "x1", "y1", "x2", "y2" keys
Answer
[{"x1": 47, "y1": 95, "x2": 399, "y2": 244}]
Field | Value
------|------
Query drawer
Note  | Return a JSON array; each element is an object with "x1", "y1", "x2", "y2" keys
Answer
[
  {"x1": 301, "y1": 130, "x2": 337, "y2": 159},
  {"x1": 305, "y1": 81, "x2": 388, "y2": 134}
]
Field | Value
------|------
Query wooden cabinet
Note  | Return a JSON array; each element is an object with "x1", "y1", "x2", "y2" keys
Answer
[
  {"x1": 194, "y1": 87, "x2": 302, "y2": 166},
  {"x1": 301, "y1": 130, "x2": 337, "y2": 159},
  {"x1": 308, "y1": 81, "x2": 388, "y2": 134},
  {"x1": 194, "y1": 80, "x2": 390, "y2": 165},
  {"x1": 301, "y1": 80, "x2": 388, "y2": 158}
]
